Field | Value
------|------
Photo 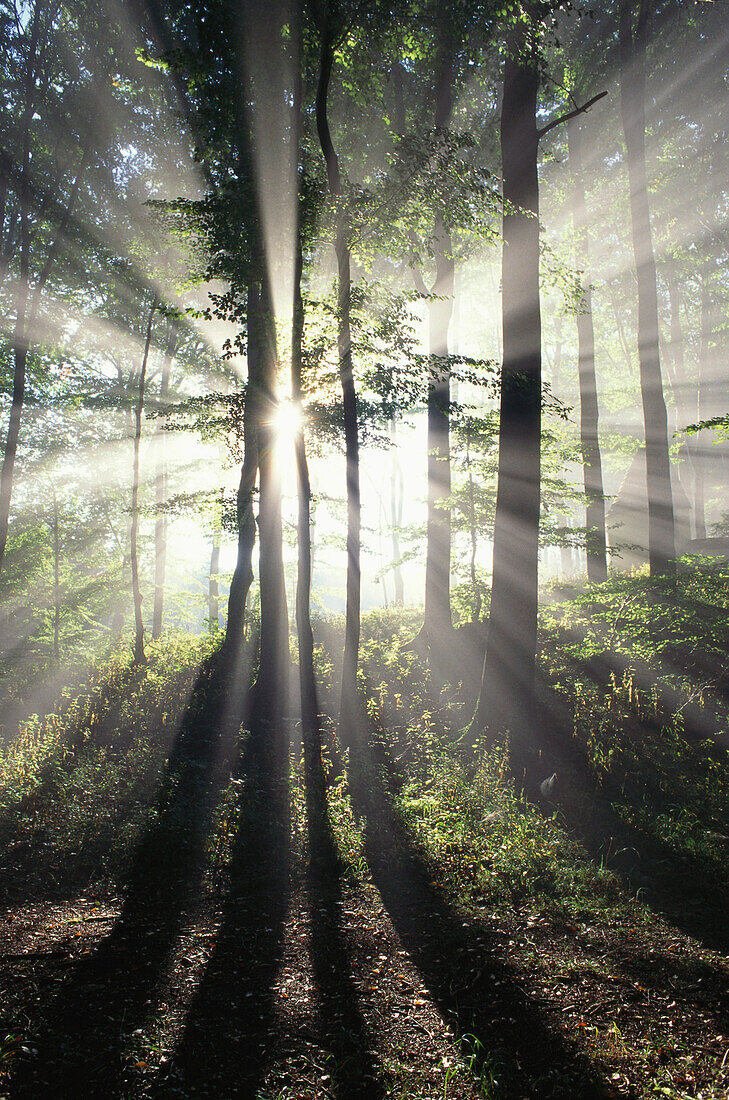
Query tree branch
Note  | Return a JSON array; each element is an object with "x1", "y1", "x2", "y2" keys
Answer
[{"x1": 536, "y1": 90, "x2": 608, "y2": 140}]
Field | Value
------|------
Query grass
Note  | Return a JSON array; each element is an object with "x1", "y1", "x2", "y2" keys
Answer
[
  {"x1": 2, "y1": 570, "x2": 729, "y2": 1096},
  {"x1": 3, "y1": 570, "x2": 729, "y2": 919}
]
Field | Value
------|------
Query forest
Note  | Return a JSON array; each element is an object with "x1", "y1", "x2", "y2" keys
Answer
[{"x1": 1, "y1": 0, "x2": 729, "y2": 1096}]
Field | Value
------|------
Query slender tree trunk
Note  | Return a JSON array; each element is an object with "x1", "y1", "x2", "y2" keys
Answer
[
  {"x1": 0, "y1": 339, "x2": 29, "y2": 572},
  {"x1": 552, "y1": 312, "x2": 562, "y2": 394},
  {"x1": 389, "y1": 417, "x2": 404, "y2": 606},
  {"x1": 131, "y1": 299, "x2": 157, "y2": 665},
  {"x1": 291, "y1": 237, "x2": 326, "y2": 807},
  {"x1": 335, "y1": 221, "x2": 361, "y2": 743},
  {"x1": 423, "y1": 18, "x2": 455, "y2": 642},
  {"x1": 552, "y1": 316, "x2": 573, "y2": 579},
  {"x1": 666, "y1": 273, "x2": 698, "y2": 537},
  {"x1": 52, "y1": 485, "x2": 60, "y2": 663},
  {"x1": 251, "y1": 278, "x2": 288, "y2": 721},
  {"x1": 695, "y1": 275, "x2": 712, "y2": 540},
  {"x1": 225, "y1": 292, "x2": 260, "y2": 655},
  {"x1": 424, "y1": 215, "x2": 454, "y2": 638},
  {"x1": 608, "y1": 278, "x2": 635, "y2": 378},
  {"x1": 568, "y1": 117, "x2": 607, "y2": 583},
  {"x1": 469, "y1": 28, "x2": 541, "y2": 767},
  {"x1": 208, "y1": 493, "x2": 221, "y2": 632},
  {"x1": 0, "y1": 5, "x2": 40, "y2": 574},
  {"x1": 619, "y1": 0, "x2": 675, "y2": 579},
  {"x1": 466, "y1": 421, "x2": 481, "y2": 621},
  {"x1": 315, "y1": 31, "x2": 361, "y2": 745},
  {"x1": 152, "y1": 319, "x2": 177, "y2": 638}
]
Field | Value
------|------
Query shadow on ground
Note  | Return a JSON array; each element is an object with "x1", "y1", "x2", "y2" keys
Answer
[
  {"x1": 160, "y1": 709, "x2": 291, "y2": 1099},
  {"x1": 8, "y1": 643, "x2": 249, "y2": 1098},
  {"x1": 347, "y1": 726, "x2": 612, "y2": 1100},
  {"x1": 533, "y1": 679, "x2": 729, "y2": 955},
  {"x1": 304, "y1": 783, "x2": 385, "y2": 1098}
]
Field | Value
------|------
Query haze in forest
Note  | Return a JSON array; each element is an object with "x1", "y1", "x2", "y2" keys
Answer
[{"x1": 2, "y1": 2, "x2": 729, "y2": 1095}]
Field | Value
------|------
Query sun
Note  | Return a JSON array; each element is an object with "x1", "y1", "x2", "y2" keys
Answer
[{"x1": 272, "y1": 399, "x2": 303, "y2": 442}]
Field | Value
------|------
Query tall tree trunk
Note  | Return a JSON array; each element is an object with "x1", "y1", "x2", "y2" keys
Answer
[
  {"x1": 424, "y1": 215, "x2": 454, "y2": 638},
  {"x1": 335, "y1": 221, "x2": 361, "y2": 743},
  {"x1": 568, "y1": 117, "x2": 607, "y2": 583},
  {"x1": 665, "y1": 273, "x2": 697, "y2": 537},
  {"x1": 208, "y1": 492, "x2": 221, "y2": 632},
  {"x1": 469, "y1": 27, "x2": 541, "y2": 767},
  {"x1": 389, "y1": 417, "x2": 404, "y2": 606},
  {"x1": 552, "y1": 312, "x2": 562, "y2": 394},
  {"x1": 423, "y1": 17, "x2": 455, "y2": 642},
  {"x1": 316, "y1": 31, "x2": 361, "y2": 746},
  {"x1": 250, "y1": 278, "x2": 288, "y2": 721},
  {"x1": 466, "y1": 420, "x2": 481, "y2": 621},
  {"x1": 131, "y1": 299, "x2": 157, "y2": 665},
  {"x1": 0, "y1": 3, "x2": 40, "y2": 574},
  {"x1": 619, "y1": 0, "x2": 675, "y2": 579},
  {"x1": 225, "y1": 293, "x2": 260, "y2": 656},
  {"x1": 552, "y1": 316, "x2": 573, "y2": 579},
  {"x1": 52, "y1": 484, "x2": 60, "y2": 663},
  {"x1": 292, "y1": 235, "x2": 326, "y2": 807},
  {"x1": 608, "y1": 278, "x2": 635, "y2": 379},
  {"x1": 695, "y1": 275, "x2": 712, "y2": 540},
  {"x1": 152, "y1": 319, "x2": 177, "y2": 638}
]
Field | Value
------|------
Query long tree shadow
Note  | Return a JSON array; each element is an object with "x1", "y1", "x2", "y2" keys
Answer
[
  {"x1": 533, "y1": 679, "x2": 729, "y2": 954},
  {"x1": 305, "y1": 776, "x2": 385, "y2": 1098},
  {"x1": 162, "y1": 705, "x2": 291, "y2": 1099},
  {"x1": 571, "y1": 926, "x2": 729, "y2": 1035},
  {"x1": 9, "y1": 641, "x2": 250, "y2": 1099},
  {"x1": 347, "y1": 729, "x2": 612, "y2": 1099}
]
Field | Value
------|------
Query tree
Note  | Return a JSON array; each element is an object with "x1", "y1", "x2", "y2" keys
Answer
[
  {"x1": 567, "y1": 115, "x2": 607, "y2": 583},
  {"x1": 312, "y1": 1, "x2": 363, "y2": 745},
  {"x1": 130, "y1": 297, "x2": 158, "y2": 665},
  {"x1": 152, "y1": 316, "x2": 181, "y2": 638},
  {"x1": 412, "y1": 6, "x2": 457, "y2": 646},
  {"x1": 469, "y1": 16, "x2": 542, "y2": 760},
  {"x1": 469, "y1": 9, "x2": 605, "y2": 764},
  {"x1": 618, "y1": 0, "x2": 675, "y2": 579}
]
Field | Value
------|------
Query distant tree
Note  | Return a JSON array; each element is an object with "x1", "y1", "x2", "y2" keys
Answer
[
  {"x1": 618, "y1": 0, "x2": 675, "y2": 579},
  {"x1": 130, "y1": 297, "x2": 157, "y2": 665},
  {"x1": 311, "y1": 0, "x2": 364, "y2": 745},
  {"x1": 567, "y1": 114, "x2": 607, "y2": 583}
]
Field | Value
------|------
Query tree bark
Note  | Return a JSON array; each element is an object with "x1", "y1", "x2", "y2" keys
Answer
[
  {"x1": 469, "y1": 25, "x2": 541, "y2": 767},
  {"x1": 152, "y1": 318, "x2": 178, "y2": 638},
  {"x1": 0, "y1": 3, "x2": 40, "y2": 573},
  {"x1": 665, "y1": 272, "x2": 698, "y2": 537},
  {"x1": 695, "y1": 275, "x2": 712, "y2": 540},
  {"x1": 568, "y1": 116, "x2": 607, "y2": 583},
  {"x1": 335, "y1": 221, "x2": 361, "y2": 744},
  {"x1": 225, "y1": 294, "x2": 259, "y2": 656},
  {"x1": 422, "y1": 18, "x2": 455, "y2": 643},
  {"x1": 619, "y1": 0, "x2": 676, "y2": 579},
  {"x1": 291, "y1": 234, "x2": 327, "y2": 807},
  {"x1": 466, "y1": 420, "x2": 481, "y2": 621},
  {"x1": 389, "y1": 417, "x2": 404, "y2": 606},
  {"x1": 424, "y1": 214, "x2": 454, "y2": 638},
  {"x1": 131, "y1": 298, "x2": 157, "y2": 665},
  {"x1": 208, "y1": 492, "x2": 221, "y2": 632},
  {"x1": 250, "y1": 277, "x2": 288, "y2": 722},
  {"x1": 315, "y1": 30, "x2": 362, "y2": 746},
  {"x1": 52, "y1": 485, "x2": 60, "y2": 663}
]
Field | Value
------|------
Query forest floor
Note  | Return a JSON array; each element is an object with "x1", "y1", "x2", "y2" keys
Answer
[
  {"x1": 2, "y1": 838, "x2": 729, "y2": 1099},
  {"x1": 2, "y1": 571, "x2": 729, "y2": 1098}
]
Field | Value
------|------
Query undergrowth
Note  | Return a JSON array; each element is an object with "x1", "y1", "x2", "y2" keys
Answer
[{"x1": 2, "y1": 569, "x2": 729, "y2": 924}]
